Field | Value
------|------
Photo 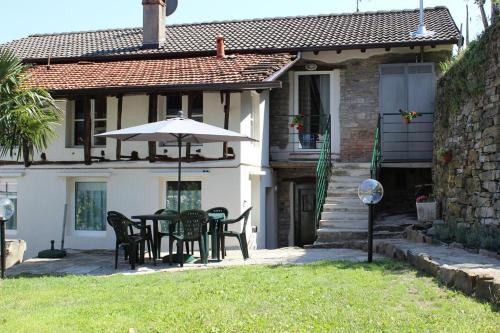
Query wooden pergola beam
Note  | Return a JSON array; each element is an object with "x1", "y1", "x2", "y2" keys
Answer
[
  {"x1": 223, "y1": 92, "x2": 231, "y2": 159},
  {"x1": 148, "y1": 93, "x2": 158, "y2": 163},
  {"x1": 83, "y1": 97, "x2": 92, "y2": 165},
  {"x1": 116, "y1": 94, "x2": 123, "y2": 160}
]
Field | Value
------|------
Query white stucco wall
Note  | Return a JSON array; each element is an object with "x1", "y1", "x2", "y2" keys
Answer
[{"x1": 0, "y1": 90, "x2": 274, "y2": 259}]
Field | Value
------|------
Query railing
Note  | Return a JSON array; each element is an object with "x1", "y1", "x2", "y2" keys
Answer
[
  {"x1": 370, "y1": 114, "x2": 381, "y2": 179},
  {"x1": 315, "y1": 115, "x2": 332, "y2": 232},
  {"x1": 269, "y1": 114, "x2": 330, "y2": 161}
]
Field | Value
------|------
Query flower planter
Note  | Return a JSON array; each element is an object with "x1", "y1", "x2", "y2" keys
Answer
[
  {"x1": 416, "y1": 202, "x2": 437, "y2": 222},
  {"x1": 402, "y1": 117, "x2": 410, "y2": 124},
  {"x1": 299, "y1": 133, "x2": 317, "y2": 149}
]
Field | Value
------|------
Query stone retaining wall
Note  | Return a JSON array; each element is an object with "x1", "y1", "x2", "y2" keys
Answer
[{"x1": 433, "y1": 23, "x2": 500, "y2": 226}]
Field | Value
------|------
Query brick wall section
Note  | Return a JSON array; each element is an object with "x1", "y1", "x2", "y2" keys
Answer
[
  {"x1": 269, "y1": 51, "x2": 451, "y2": 162},
  {"x1": 269, "y1": 73, "x2": 290, "y2": 150},
  {"x1": 338, "y1": 51, "x2": 450, "y2": 161},
  {"x1": 433, "y1": 25, "x2": 500, "y2": 226}
]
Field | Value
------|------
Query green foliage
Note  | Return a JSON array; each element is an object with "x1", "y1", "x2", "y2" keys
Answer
[
  {"x1": 0, "y1": 49, "x2": 61, "y2": 165},
  {"x1": 434, "y1": 222, "x2": 500, "y2": 252},
  {"x1": 0, "y1": 261, "x2": 498, "y2": 332},
  {"x1": 437, "y1": 24, "x2": 494, "y2": 115}
]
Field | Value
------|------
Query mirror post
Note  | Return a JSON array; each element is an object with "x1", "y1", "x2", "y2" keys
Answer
[
  {"x1": 368, "y1": 204, "x2": 374, "y2": 263},
  {"x1": 1, "y1": 218, "x2": 5, "y2": 279}
]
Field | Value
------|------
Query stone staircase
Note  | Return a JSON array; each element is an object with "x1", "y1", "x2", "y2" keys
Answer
[{"x1": 314, "y1": 163, "x2": 405, "y2": 246}]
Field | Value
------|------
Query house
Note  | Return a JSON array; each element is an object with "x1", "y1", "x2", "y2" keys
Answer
[{"x1": 0, "y1": 1, "x2": 460, "y2": 258}]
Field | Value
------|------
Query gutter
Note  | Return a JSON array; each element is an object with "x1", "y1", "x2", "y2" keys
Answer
[
  {"x1": 264, "y1": 52, "x2": 301, "y2": 82},
  {"x1": 49, "y1": 81, "x2": 282, "y2": 98}
]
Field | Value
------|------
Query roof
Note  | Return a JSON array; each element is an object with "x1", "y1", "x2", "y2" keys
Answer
[
  {"x1": 3, "y1": 7, "x2": 459, "y2": 62},
  {"x1": 23, "y1": 53, "x2": 296, "y2": 95}
]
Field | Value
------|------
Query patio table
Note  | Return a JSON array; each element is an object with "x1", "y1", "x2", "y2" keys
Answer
[
  {"x1": 132, "y1": 212, "x2": 223, "y2": 264},
  {"x1": 131, "y1": 213, "x2": 177, "y2": 264}
]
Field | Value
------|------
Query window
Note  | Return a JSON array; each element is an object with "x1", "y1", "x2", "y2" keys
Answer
[
  {"x1": 72, "y1": 98, "x2": 107, "y2": 147},
  {"x1": 295, "y1": 73, "x2": 331, "y2": 149},
  {"x1": 165, "y1": 93, "x2": 203, "y2": 122},
  {"x1": 75, "y1": 182, "x2": 107, "y2": 231},
  {"x1": 0, "y1": 181, "x2": 17, "y2": 230},
  {"x1": 166, "y1": 181, "x2": 201, "y2": 211}
]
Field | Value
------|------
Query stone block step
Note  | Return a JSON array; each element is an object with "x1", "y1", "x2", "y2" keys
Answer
[
  {"x1": 331, "y1": 169, "x2": 371, "y2": 177},
  {"x1": 319, "y1": 220, "x2": 368, "y2": 229},
  {"x1": 324, "y1": 197, "x2": 363, "y2": 204},
  {"x1": 333, "y1": 163, "x2": 371, "y2": 169},
  {"x1": 322, "y1": 203, "x2": 367, "y2": 212},
  {"x1": 316, "y1": 228, "x2": 404, "y2": 242},
  {"x1": 321, "y1": 211, "x2": 368, "y2": 220},
  {"x1": 328, "y1": 184, "x2": 363, "y2": 192},
  {"x1": 327, "y1": 190, "x2": 358, "y2": 197},
  {"x1": 329, "y1": 176, "x2": 370, "y2": 184}
]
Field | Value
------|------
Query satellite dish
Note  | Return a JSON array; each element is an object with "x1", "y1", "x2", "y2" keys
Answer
[{"x1": 166, "y1": 0, "x2": 178, "y2": 16}]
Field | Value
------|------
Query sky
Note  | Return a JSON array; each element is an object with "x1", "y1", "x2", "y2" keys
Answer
[{"x1": 0, "y1": 0, "x2": 495, "y2": 44}]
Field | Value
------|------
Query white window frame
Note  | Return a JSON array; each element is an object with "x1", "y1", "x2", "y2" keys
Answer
[
  {"x1": 292, "y1": 71, "x2": 340, "y2": 154},
  {"x1": 72, "y1": 178, "x2": 107, "y2": 235},
  {"x1": 70, "y1": 99, "x2": 107, "y2": 148},
  {"x1": 160, "y1": 94, "x2": 204, "y2": 147}
]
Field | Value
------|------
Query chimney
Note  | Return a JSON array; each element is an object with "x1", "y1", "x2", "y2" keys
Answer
[
  {"x1": 216, "y1": 35, "x2": 225, "y2": 59},
  {"x1": 410, "y1": 0, "x2": 435, "y2": 37},
  {"x1": 142, "y1": 0, "x2": 166, "y2": 48}
]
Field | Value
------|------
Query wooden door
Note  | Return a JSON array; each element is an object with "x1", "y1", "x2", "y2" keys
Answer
[{"x1": 294, "y1": 184, "x2": 316, "y2": 247}]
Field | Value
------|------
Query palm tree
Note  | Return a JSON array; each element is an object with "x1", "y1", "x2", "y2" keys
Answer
[{"x1": 0, "y1": 49, "x2": 61, "y2": 167}]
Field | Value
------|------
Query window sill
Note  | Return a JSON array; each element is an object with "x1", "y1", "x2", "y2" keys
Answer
[{"x1": 72, "y1": 230, "x2": 107, "y2": 237}]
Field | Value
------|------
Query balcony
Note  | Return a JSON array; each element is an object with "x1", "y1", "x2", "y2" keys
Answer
[{"x1": 270, "y1": 114, "x2": 330, "y2": 163}]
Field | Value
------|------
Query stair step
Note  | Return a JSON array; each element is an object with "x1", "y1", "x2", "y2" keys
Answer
[
  {"x1": 329, "y1": 176, "x2": 369, "y2": 183},
  {"x1": 327, "y1": 190, "x2": 358, "y2": 197},
  {"x1": 322, "y1": 204, "x2": 367, "y2": 212},
  {"x1": 316, "y1": 228, "x2": 404, "y2": 242},
  {"x1": 320, "y1": 220, "x2": 368, "y2": 229},
  {"x1": 333, "y1": 163, "x2": 371, "y2": 169},
  {"x1": 321, "y1": 211, "x2": 368, "y2": 220}
]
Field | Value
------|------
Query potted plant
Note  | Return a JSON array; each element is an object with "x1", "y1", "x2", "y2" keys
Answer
[
  {"x1": 399, "y1": 109, "x2": 422, "y2": 124},
  {"x1": 437, "y1": 147, "x2": 452, "y2": 163},
  {"x1": 290, "y1": 114, "x2": 316, "y2": 149},
  {"x1": 416, "y1": 194, "x2": 437, "y2": 222}
]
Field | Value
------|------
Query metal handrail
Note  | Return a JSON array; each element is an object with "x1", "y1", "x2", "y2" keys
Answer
[
  {"x1": 370, "y1": 115, "x2": 381, "y2": 179},
  {"x1": 314, "y1": 115, "x2": 332, "y2": 233}
]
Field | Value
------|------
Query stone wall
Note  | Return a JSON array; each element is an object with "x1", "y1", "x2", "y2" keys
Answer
[{"x1": 433, "y1": 23, "x2": 500, "y2": 226}]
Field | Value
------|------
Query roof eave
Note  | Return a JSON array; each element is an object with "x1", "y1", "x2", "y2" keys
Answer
[
  {"x1": 20, "y1": 39, "x2": 459, "y2": 65},
  {"x1": 49, "y1": 81, "x2": 283, "y2": 98}
]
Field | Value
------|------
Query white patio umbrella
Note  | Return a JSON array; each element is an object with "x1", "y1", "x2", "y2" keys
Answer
[{"x1": 96, "y1": 111, "x2": 255, "y2": 212}]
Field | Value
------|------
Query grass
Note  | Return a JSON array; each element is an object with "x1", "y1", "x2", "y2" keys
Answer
[{"x1": 0, "y1": 260, "x2": 498, "y2": 332}]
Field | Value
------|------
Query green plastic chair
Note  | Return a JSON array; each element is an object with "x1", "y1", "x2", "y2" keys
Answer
[
  {"x1": 107, "y1": 211, "x2": 146, "y2": 270},
  {"x1": 154, "y1": 209, "x2": 178, "y2": 258},
  {"x1": 219, "y1": 207, "x2": 252, "y2": 260},
  {"x1": 169, "y1": 209, "x2": 208, "y2": 267},
  {"x1": 207, "y1": 207, "x2": 229, "y2": 260}
]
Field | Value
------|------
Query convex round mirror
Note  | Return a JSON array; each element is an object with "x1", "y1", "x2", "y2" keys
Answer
[
  {"x1": 358, "y1": 179, "x2": 384, "y2": 205},
  {"x1": 0, "y1": 198, "x2": 15, "y2": 221}
]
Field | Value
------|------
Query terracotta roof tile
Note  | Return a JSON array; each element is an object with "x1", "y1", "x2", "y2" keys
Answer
[
  {"x1": 3, "y1": 7, "x2": 459, "y2": 61},
  {"x1": 24, "y1": 53, "x2": 295, "y2": 93}
]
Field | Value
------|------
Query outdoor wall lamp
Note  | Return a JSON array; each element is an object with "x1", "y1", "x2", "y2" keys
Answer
[
  {"x1": 357, "y1": 179, "x2": 384, "y2": 263},
  {"x1": 0, "y1": 197, "x2": 15, "y2": 279}
]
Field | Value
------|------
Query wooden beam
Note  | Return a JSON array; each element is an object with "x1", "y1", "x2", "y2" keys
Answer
[
  {"x1": 222, "y1": 92, "x2": 231, "y2": 159},
  {"x1": 116, "y1": 95, "x2": 123, "y2": 160},
  {"x1": 83, "y1": 97, "x2": 92, "y2": 165},
  {"x1": 185, "y1": 93, "x2": 194, "y2": 158},
  {"x1": 148, "y1": 93, "x2": 158, "y2": 163}
]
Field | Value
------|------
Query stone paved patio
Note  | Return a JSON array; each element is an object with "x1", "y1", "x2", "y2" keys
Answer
[{"x1": 5, "y1": 247, "x2": 380, "y2": 277}]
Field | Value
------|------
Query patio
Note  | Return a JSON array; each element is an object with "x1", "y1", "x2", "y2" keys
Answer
[{"x1": 6, "y1": 247, "x2": 379, "y2": 277}]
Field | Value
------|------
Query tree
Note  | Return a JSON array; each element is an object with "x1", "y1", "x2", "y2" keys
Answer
[
  {"x1": 475, "y1": 0, "x2": 489, "y2": 30},
  {"x1": 0, "y1": 49, "x2": 61, "y2": 167}
]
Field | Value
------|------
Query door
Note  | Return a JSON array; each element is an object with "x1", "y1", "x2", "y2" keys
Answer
[
  {"x1": 379, "y1": 64, "x2": 435, "y2": 162},
  {"x1": 294, "y1": 184, "x2": 316, "y2": 247}
]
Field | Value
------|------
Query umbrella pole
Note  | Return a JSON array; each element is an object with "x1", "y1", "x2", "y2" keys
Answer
[{"x1": 177, "y1": 137, "x2": 182, "y2": 213}]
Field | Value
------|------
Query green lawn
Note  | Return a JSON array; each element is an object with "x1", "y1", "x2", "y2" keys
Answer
[{"x1": 0, "y1": 260, "x2": 498, "y2": 332}]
